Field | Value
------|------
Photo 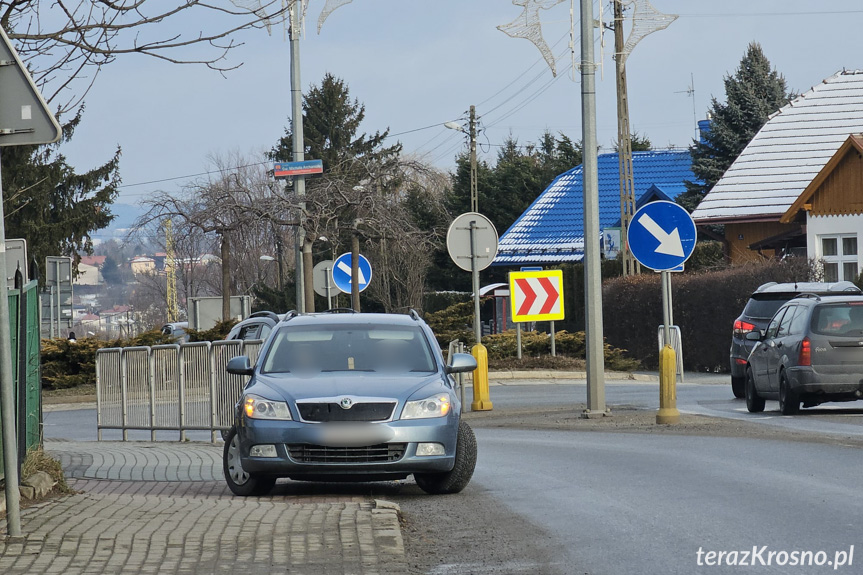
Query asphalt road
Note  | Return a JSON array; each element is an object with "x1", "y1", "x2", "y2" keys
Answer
[{"x1": 455, "y1": 428, "x2": 863, "y2": 575}]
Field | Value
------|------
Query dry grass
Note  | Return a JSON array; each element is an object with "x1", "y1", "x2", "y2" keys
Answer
[{"x1": 20, "y1": 447, "x2": 72, "y2": 494}]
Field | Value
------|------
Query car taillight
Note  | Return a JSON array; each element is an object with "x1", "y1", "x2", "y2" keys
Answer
[
  {"x1": 799, "y1": 337, "x2": 811, "y2": 366},
  {"x1": 734, "y1": 320, "x2": 756, "y2": 336}
]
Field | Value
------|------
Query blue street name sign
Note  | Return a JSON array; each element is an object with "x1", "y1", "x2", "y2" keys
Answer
[
  {"x1": 332, "y1": 253, "x2": 372, "y2": 294},
  {"x1": 273, "y1": 160, "x2": 324, "y2": 178},
  {"x1": 627, "y1": 200, "x2": 697, "y2": 271}
]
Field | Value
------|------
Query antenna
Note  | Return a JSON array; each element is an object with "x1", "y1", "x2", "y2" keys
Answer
[{"x1": 675, "y1": 72, "x2": 697, "y2": 139}]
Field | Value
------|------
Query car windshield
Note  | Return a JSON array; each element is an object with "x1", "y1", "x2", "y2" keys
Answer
[
  {"x1": 743, "y1": 295, "x2": 795, "y2": 319},
  {"x1": 261, "y1": 324, "x2": 436, "y2": 374},
  {"x1": 810, "y1": 303, "x2": 863, "y2": 336}
]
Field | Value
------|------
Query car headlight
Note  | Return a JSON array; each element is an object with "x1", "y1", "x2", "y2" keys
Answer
[
  {"x1": 401, "y1": 394, "x2": 451, "y2": 420},
  {"x1": 243, "y1": 394, "x2": 292, "y2": 420}
]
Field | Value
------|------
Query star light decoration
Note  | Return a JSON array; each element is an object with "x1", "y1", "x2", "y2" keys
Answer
[
  {"x1": 619, "y1": 0, "x2": 677, "y2": 63},
  {"x1": 497, "y1": 0, "x2": 567, "y2": 77}
]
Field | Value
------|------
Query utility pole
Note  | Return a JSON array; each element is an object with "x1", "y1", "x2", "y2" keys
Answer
[
  {"x1": 469, "y1": 105, "x2": 478, "y2": 213},
  {"x1": 289, "y1": 0, "x2": 306, "y2": 313},
  {"x1": 614, "y1": 0, "x2": 640, "y2": 277},
  {"x1": 165, "y1": 219, "x2": 179, "y2": 322},
  {"x1": 580, "y1": 0, "x2": 607, "y2": 417}
]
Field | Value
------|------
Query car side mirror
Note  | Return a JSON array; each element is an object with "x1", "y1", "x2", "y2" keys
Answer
[
  {"x1": 745, "y1": 331, "x2": 762, "y2": 342},
  {"x1": 226, "y1": 355, "x2": 254, "y2": 376},
  {"x1": 446, "y1": 352, "x2": 477, "y2": 374}
]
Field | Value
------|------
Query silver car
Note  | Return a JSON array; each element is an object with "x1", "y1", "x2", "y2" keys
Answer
[
  {"x1": 223, "y1": 310, "x2": 478, "y2": 496},
  {"x1": 745, "y1": 293, "x2": 863, "y2": 414}
]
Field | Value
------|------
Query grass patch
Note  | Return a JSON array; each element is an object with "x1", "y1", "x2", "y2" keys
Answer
[{"x1": 21, "y1": 447, "x2": 72, "y2": 495}]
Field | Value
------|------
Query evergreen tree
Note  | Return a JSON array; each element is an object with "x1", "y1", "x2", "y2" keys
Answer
[
  {"x1": 271, "y1": 73, "x2": 402, "y2": 180},
  {"x1": 1, "y1": 109, "x2": 120, "y2": 275},
  {"x1": 681, "y1": 43, "x2": 791, "y2": 211}
]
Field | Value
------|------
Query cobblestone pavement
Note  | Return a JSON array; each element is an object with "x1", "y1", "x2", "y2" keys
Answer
[{"x1": 1, "y1": 441, "x2": 406, "y2": 574}]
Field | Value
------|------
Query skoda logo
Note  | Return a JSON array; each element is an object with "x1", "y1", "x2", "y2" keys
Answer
[{"x1": 339, "y1": 397, "x2": 353, "y2": 410}]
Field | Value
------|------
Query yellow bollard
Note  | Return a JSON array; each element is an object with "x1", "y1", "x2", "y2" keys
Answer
[
  {"x1": 656, "y1": 344, "x2": 680, "y2": 424},
  {"x1": 470, "y1": 343, "x2": 493, "y2": 411}
]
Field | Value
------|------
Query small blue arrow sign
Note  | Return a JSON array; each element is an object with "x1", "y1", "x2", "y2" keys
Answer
[
  {"x1": 332, "y1": 253, "x2": 372, "y2": 294},
  {"x1": 627, "y1": 201, "x2": 697, "y2": 271}
]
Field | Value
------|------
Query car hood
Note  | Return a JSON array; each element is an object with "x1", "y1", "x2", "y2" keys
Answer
[{"x1": 251, "y1": 372, "x2": 445, "y2": 403}]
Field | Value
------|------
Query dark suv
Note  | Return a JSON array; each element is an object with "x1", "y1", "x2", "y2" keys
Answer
[
  {"x1": 745, "y1": 293, "x2": 863, "y2": 415},
  {"x1": 730, "y1": 281, "x2": 860, "y2": 398}
]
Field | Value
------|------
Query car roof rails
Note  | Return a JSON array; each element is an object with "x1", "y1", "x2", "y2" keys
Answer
[
  {"x1": 409, "y1": 309, "x2": 422, "y2": 321},
  {"x1": 318, "y1": 307, "x2": 357, "y2": 314},
  {"x1": 248, "y1": 311, "x2": 280, "y2": 322},
  {"x1": 793, "y1": 293, "x2": 822, "y2": 301},
  {"x1": 281, "y1": 310, "x2": 299, "y2": 322}
]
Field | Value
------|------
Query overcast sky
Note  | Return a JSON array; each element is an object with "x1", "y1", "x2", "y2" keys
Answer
[{"x1": 60, "y1": 0, "x2": 863, "y2": 221}]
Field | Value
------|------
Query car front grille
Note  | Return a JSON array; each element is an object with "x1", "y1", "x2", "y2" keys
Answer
[
  {"x1": 297, "y1": 402, "x2": 396, "y2": 422},
  {"x1": 287, "y1": 443, "x2": 407, "y2": 464}
]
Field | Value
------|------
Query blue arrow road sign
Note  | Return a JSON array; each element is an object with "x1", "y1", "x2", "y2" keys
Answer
[
  {"x1": 332, "y1": 253, "x2": 372, "y2": 294},
  {"x1": 627, "y1": 201, "x2": 697, "y2": 271}
]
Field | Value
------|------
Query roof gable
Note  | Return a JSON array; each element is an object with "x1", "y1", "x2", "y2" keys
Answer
[
  {"x1": 782, "y1": 134, "x2": 863, "y2": 222},
  {"x1": 692, "y1": 70, "x2": 863, "y2": 223},
  {"x1": 493, "y1": 150, "x2": 697, "y2": 265}
]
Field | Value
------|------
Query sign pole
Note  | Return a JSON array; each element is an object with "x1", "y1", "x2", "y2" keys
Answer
[
  {"x1": 325, "y1": 265, "x2": 332, "y2": 310},
  {"x1": 516, "y1": 322, "x2": 522, "y2": 359},
  {"x1": 0, "y1": 151, "x2": 23, "y2": 537},
  {"x1": 550, "y1": 320, "x2": 556, "y2": 357},
  {"x1": 657, "y1": 270, "x2": 680, "y2": 424},
  {"x1": 470, "y1": 221, "x2": 481, "y2": 346}
]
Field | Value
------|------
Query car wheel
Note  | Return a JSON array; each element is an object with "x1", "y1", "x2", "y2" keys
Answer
[
  {"x1": 778, "y1": 372, "x2": 800, "y2": 415},
  {"x1": 223, "y1": 426, "x2": 276, "y2": 496},
  {"x1": 745, "y1": 368, "x2": 765, "y2": 413},
  {"x1": 414, "y1": 420, "x2": 477, "y2": 495},
  {"x1": 731, "y1": 376, "x2": 746, "y2": 399}
]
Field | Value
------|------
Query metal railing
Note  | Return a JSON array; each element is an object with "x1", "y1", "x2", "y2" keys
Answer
[
  {"x1": 96, "y1": 340, "x2": 263, "y2": 442},
  {"x1": 447, "y1": 339, "x2": 467, "y2": 413}
]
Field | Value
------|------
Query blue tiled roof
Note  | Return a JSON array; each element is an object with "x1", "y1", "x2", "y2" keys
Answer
[{"x1": 493, "y1": 150, "x2": 698, "y2": 266}]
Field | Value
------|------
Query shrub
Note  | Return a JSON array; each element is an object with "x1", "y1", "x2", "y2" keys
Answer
[
  {"x1": 482, "y1": 329, "x2": 639, "y2": 371},
  {"x1": 424, "y1": 301, "x2": 477, "y2": 347},
  {"x1": 602, "y1": 257, "x2": 813, "y2": 371},
  {"x1": 185, "y1": 319, "x2": 238, "y2": 343},
  {"x1": 41, "y1": 329, "x2": 176, "y2": 390}
]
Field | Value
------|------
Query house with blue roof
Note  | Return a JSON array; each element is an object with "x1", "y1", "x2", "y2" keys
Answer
[{"x1": 492, "y1": 149, "x2": 699, "y2": 266}]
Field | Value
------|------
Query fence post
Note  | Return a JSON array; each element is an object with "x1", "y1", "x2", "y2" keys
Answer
[
  {"x1": 458, "y1": 342, "x2": 466, "y2": 413},
  {"x1": 209, "y1": 342, "x2": 217, "y2": 443},
  {"x1": 96, "y1": 350, "x2": 103, "y2": 441},
  {"x1": 120, "y1": 349, "x2": 128, "y2": 441},
  {"x1": 148, "y1": 349, "x2": 157, "y2": 442},
  {"x1": 179, "y1": 345, "x2": 186, "y2": 442}
]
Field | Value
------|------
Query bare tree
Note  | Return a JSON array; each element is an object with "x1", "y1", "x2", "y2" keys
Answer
[{"x1": 2, "y1": 0, "x2": 288, "y2": 114}]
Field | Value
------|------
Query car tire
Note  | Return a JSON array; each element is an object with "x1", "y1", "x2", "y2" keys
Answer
[
  {"x1": 414, "y1": 420, "x2": 477, "y2": 495},
  {"x1": 745, "y1": 368, "x2": 765, "y2": 413},
  {"x1": 731, "y1": 376, "x2": 746, "y2": 399},
  {"x1": 778, "y1": 372, "x2": 800, "y2": 416},
  {"x1": 223, "y1": 426, "x2": 276, "y2": 496}
]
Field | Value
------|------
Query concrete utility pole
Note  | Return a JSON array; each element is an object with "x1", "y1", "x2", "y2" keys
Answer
[
  {"x1": 469, "y1": 105, "x2": 478, "y2": 213},
  {"x1": 580, "y1": 0, "x2": 607, "y2": 417},
  {"x1": 289, "y1": 0, "x2": 306, "y2": 313},
  {"x1": 614, "y1": 0, "x2": 640, "y2": 277},
  {"x1": 221, "y1": 233, "x2": 231, "y2": 321}
]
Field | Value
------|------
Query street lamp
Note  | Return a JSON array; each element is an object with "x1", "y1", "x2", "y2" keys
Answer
[{"x1": 445, "y1": 105, "x2": 478, "y2": 213}]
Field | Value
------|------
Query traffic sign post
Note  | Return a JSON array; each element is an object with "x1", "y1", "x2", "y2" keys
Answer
[
  {"x1": 509, "y1": 269, "x2": 565, "y2": 360},
  {"x1": 0, "y1": 25, "x2": 63, "y2": 537},
  {"x1": 446, "y1": 213, "x2": 498, "y2": 411},
  {"x1": 312, "y1": 260, "x2": 336, "y2": 309},
  {"x1": 331, "y1": 253, "x2": 372, "y2": 295},
  {"x1": 628, "y1": 200, "x2": 696, "y2": 425}
]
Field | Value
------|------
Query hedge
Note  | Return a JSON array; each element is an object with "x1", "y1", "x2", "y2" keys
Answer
[{"x1": 602, "y1": 257, "x2": 813, "y2": 371}]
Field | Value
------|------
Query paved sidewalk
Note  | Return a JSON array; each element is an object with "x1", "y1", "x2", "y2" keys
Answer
[{"x1": 1, "y1": 441, "x2": 407, "y2": 574}]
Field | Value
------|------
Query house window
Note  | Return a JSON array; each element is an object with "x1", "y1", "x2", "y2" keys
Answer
[{"x1": 820, "y1": 235, "x2": 858, "y2": 282}]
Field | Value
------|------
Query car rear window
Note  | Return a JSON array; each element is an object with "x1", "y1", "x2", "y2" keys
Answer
[
  {"x1": 742, "y1": 294, "x2": 795, "y2": 319},
  {"x1": 261, "y1": 324, "x2": 436, "y2": 374},
  {"x1": 810, "y1": 303, "x2": 863, "y2": 336}
]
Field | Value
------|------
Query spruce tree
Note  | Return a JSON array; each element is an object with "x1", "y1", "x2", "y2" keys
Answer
[
  {"x1": 681, "y1": 43, "x2": 791, "y2": 211},
  {"x1": 271, "y1": 73, "x2": 402, "y2": 179}
]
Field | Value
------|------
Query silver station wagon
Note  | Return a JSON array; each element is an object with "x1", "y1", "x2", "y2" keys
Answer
[{"x1": 222, "y1": 310, "x2": 478, "y2": 496}]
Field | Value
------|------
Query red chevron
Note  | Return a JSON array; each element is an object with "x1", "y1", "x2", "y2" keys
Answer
[
  {"x1": 538, "y1": 277, "x2": 559, "y2": 314},
  {"x1": 515, "y1": 278, "x2": 537, "y2": 316}
]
